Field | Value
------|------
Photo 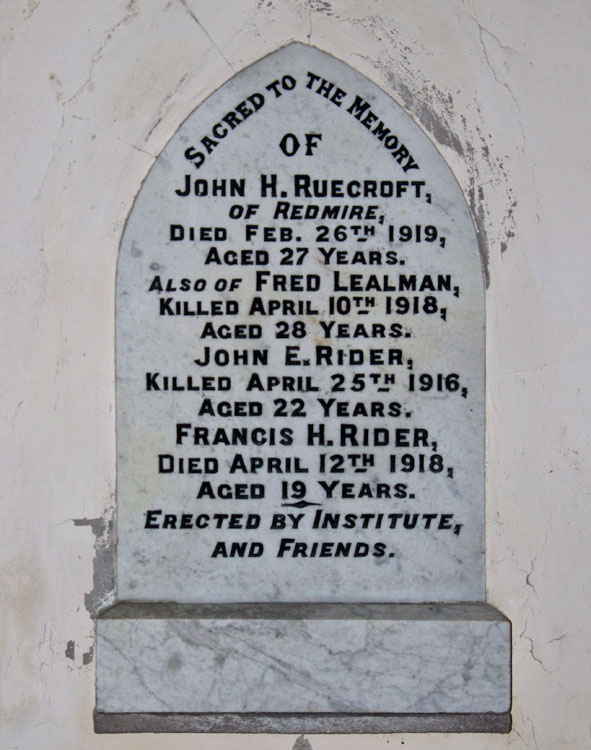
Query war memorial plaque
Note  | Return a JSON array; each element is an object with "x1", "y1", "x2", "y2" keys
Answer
[{"x1": 96, "y1": 43, "x2": 511, "y2": 733}]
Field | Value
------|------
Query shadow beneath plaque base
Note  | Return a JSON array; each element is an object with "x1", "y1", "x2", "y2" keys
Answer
[{"x1": 95, "y1": 602, "x2": 511, "y2": 734}]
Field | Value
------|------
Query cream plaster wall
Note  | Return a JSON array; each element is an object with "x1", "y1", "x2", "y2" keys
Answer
[{"x1": 1, "y1": 0, "x2": 590, "y2": 747}]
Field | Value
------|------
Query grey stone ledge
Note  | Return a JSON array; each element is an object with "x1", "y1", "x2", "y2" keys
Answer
[
  {"x1": 94, "y1": 710, "x2": 512, "y2": 734},
  {"x1": 99, "y1": 600, "x2": 509, "y2": 621},
  {"x1": 96, "y1": 601, "x2": 511, "y2": 724}
]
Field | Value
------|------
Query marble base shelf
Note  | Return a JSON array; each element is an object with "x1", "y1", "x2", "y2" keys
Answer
[{"x1": 95, "y1": 602, "x2": 511, "y2": 733}]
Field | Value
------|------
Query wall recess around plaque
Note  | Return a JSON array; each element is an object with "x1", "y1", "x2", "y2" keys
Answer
[{"x1": 96, "y1": 42, "x2": 511, "y2": 734}]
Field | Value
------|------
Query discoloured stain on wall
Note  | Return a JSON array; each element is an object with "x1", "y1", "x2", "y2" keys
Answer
[{"x1": 339, "y1": 13, "x2": 519, "y2": 287}]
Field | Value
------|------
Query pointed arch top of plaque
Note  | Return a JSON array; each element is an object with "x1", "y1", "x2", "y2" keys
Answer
[{"x1": 122, "y1": 42, "x2": 485, "y2": 287}]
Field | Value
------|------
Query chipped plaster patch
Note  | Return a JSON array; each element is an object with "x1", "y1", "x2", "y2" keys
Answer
[
  {"x1": 292, "y1": 735, "x2": 313, "y2": 750},
  {"x1": 73, "y1": 510, "x2": 116, "y2": 616},
  {"x1": 65, "y1": 640, "x2": 75, "y2": 660}
]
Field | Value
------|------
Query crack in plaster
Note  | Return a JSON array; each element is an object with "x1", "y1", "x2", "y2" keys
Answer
[
  {"x1": 514, "y1": 531, "x2": 558, "y2": 675},
  {"x1": 475, "y1": 23, "x2": 526, "y2": 147},
  {"x1": 64, "y1": 0, "x2": 140, "y2": 110},
  {"x1": 463, "y1": 4, "x2": 523, "y2": 257},
  {"x1": 71, "y1": 114, "x2": 156, "y2": 159},
  {"x1": 144, "y1": 72, "x2": 190, "y2": 143},
  {"x1": 37, "y1": 1, "x2": 141, "y2": 202},
  {"x1": 528, "y1": 717, "x2": 540, "y2": 749},
  {"x1": 525, "y1": 554, "x2": 538, "y2": 594},
  {"x1": 546, "y1": 634, "x2": 567, "y2": 645},
  {"x1": 518, "y1": 626, "x2": 553, "y2": 675},
  {"x1": 177, "y1": 0, "x2": 235, "y2": 72}
]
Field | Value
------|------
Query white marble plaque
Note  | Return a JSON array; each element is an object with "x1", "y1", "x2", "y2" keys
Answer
[
  {"x1": 99, "y1": 43, "x2": 510, "y2": 733},
  {"x1": 116, "y1": 42, "x2": 485, "y2": 604}
]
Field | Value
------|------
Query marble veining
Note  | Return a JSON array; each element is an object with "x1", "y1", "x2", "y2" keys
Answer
[{"x1": 97, "y1": 606, "x2": 510, "y2": 714}]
